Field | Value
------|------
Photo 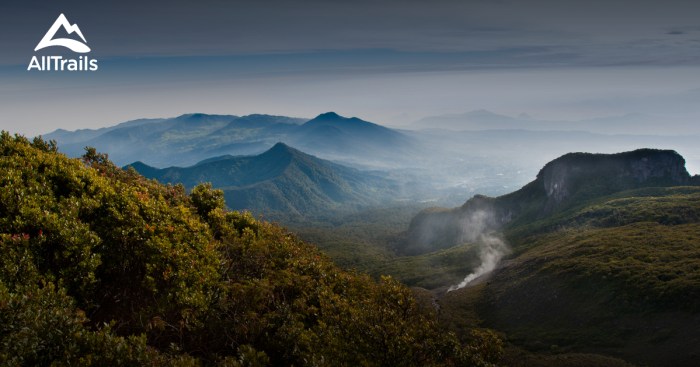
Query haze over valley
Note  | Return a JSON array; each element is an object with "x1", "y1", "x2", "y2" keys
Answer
[
  {"x1": 45, "y1": 110, "x2": 700, "y2": 206},
  {"x1": 4, "y1": 0, "x2": 700, "y2": 365},
  {"x1": 26, "y1": 117, "x2": 700, "y2": 366}
]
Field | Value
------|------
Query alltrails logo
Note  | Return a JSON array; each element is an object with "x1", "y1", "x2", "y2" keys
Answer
[{"x1": 28, "y1": 13, "x2": 98, "y2": 71}]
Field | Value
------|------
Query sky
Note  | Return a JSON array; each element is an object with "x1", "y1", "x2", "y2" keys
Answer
[{"x1": 1, "y1": 0, "x2": 700, "y2": 136}]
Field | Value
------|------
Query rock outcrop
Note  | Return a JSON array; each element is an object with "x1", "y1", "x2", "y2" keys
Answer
[{"x1": 402, "y1": 149, "x2": 695, "y2": 254}]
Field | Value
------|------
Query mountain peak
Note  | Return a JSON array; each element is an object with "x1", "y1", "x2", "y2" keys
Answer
[
  {"x1": 304, "y1": 112, "x2": 382, "y2": 128},
  {"x1": 185, "y1": 142, "x2": 304, "y2": 167},
  {"x1": 270, "y1": 141, "x2": 293, "y2": 151},
  {"x1": 315, "y1": 112, "x2": 342, "y2": 119},
  {"x1": 174, "y1": 113, "x2": 237, "y2": 122},
  {"x1": 307, "y1": 112, "x2": 364, "y2": 123},
  {"x1": 262, "y1": 142, "x2": 304, "y2": 159}
]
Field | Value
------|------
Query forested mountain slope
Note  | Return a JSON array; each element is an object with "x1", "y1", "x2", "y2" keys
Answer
[
  {"x1": 128, "y1": 142, "x2": 397, "y2": 219},
  {"x1": 0, "y1": 133, "x2": 499, "y2": 366},
  {"x1": 404, "y1": 150, "x2": 700, "y2": 366}
]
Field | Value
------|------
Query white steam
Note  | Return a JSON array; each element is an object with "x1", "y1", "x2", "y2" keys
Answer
[
  {"x1": 447, "y1": 210, "x2": 509, "y2": 292},
  {"x1": 448, "y1": 235, "x2": 508, "y2": 291}
]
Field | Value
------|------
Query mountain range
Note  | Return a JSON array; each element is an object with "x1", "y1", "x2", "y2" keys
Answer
[
  {"x1": 44, "y1": 111, "x2": 700, "y2": 204},
  {"x1": 46, "y1": 112, "x2": 413, "y2": 169},
  {"x1": 21, "y1": 116, "x2": 700, "y2": 365},
  {"x1": 128, "y1": 142, "x2": 398, "y2": 219}
]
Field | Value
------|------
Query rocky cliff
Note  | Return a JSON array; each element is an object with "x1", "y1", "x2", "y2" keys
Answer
[
  {"x1": 402, "y1": 149, "x2": 696, "y2": 254},
  {"x1": 538, "y1": 149, "x2": 691, "y2": 212}
]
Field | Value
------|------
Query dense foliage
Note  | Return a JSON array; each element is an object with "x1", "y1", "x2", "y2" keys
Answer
[
  {"x1": 508, "y1": 187, "x2": 700, "y2": 312},
  {"x1": 0, "y1": 133, "x2": 501, "y2": 366},
  {"x1": 443, "y1": 186, "x2": 700, "y2": 366}
]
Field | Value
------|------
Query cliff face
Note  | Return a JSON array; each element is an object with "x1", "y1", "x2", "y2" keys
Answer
[
  {"x1": 539, "y1": 149, "x2": 691, "y2": 209},
  {"x1": 402, "y1": 149, "x2": 695, "y2": 254}
]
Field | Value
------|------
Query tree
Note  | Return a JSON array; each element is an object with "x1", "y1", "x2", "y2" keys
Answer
[{"x1": 191, "y1": 182, "x2": 226, "y2": 218}]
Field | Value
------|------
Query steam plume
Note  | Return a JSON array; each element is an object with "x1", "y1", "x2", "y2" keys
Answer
[
  {"x1": 447, "y1": 209, "x2": 509, "y2": 292},
  {"x1": 448, "y1": 234, "x2": 508, "y2": 291}
]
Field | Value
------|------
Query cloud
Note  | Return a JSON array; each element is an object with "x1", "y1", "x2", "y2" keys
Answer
[
  {"x1": 3, "y1": 0, "x2": 700, "y2": 137},
  {"x1": 2, "y1": 0, "x2": 700, "y2": 68}
]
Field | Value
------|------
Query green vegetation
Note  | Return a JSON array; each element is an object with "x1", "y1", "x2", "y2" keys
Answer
[
  {"x1": 499, "y1": 187, "x2": 700, "y2": 315},
  {"x1": 0, "y1": 133, "x2": 504, "y2": 366},
  {"x1": 404, "y1": 149, "x2": 696, "y2": 254},
  {"x1": 282, "y1": 149, "x2": 700, "y2": 366},
  {"x1": 363, "y1": 148, "x2": 699, "y2": 366},
  {"x1": 374, "y1": 244, "x2": 480, "y2": 290},
  {"x1": 290, "y1": 206, "x2": 483, "y2": 289},
  {"x1": 290, "y1": 205, "x2": 425, "y2": 270},
  {"x1": 444, "y1": 186, "x2": 700, "y2": 366},
  {"x1": 15, "y1": 129, "x2": 698, "y2": 366},
  {"x1": 517, "y1": 222, "x2": 700, "y2": 311},
  {"x1": 505, "y1": 186, "x2": 700, "y2": 243}
]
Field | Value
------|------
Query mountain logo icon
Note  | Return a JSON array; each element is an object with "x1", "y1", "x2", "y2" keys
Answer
[{"x1": 35, "y1": 13, "x2": 91, "y2": 53}]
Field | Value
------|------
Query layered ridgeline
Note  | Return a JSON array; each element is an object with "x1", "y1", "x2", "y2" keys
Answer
[
  {"x1": 0, "y1": 133, "x2": 503, "y2": 366},
  {"x1": 44, "y1": 111, "x2": 700, "y2": 207},
  {"x1": 45, "y1": 112, "x2": 414, "y2": 168},
  {"x1": 127, "y1": 142, "x2": 398, "y2": 220},
  {"x1": 399, "y1": 149, "x2": 700, "y2": 366}
]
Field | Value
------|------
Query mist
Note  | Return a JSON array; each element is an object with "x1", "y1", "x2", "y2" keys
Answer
[
  {"x1": 448, "y1": 234, "x2": 509, "y2": 291},
  {"x1": 404, "y1": 205, "x2": 511, "y2": 290},
  {"x1": 439, "y1": 210, "x2": 510, "y2": 292}
]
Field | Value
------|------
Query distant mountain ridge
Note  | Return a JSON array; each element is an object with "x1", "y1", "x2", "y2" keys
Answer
[
  {"x1": 45, "y1": 112, "x2": 414, "y2": 168},
  {"x1": 413, "y1": 109, "x2": 700, "y2": 135},
  {"x1": 403, "y1": 148, "x2": 699, "y2": 254},
  {"x1": 293, "y1": 112, "x2": 414, "y2": 166},
  {"x1": 45, "y1": 118, "x2": 167, "y2": 144},
  {"x1": 45, "y1": 113, "x2": 306, "y2": 167},
  {"x1": 44, "y1": 111, "x2": 700, "y2": 210},
  {"x1": 128, "y1": 142, "x2": 397, "y2": 219}
]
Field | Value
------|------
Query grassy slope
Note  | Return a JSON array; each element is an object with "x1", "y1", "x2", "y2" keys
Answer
[
  {"x1": 290, "y1": 205, "x2": 486, "y2": 290},
  {"x1": 375, "y1": 243, "x2": 480, "y2": 290},
  {"x1": 441, "y1": 186, "x2": 700, "y2": 366},
  {"x1": 289, "y1": 205, "x2": 423, "y2": 269}
]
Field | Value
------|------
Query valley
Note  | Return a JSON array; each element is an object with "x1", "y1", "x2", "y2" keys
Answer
[
  {"x1": 37, "y1": 112, "x2": 700, "y2": 366},
  {"x1": 5, "y1": 1, "x2": 700, "y2": 365}
]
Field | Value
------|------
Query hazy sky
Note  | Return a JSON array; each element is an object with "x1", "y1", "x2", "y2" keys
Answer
[{"x1": 1, "y1": 0, "x2": 700, "y2": 136}]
